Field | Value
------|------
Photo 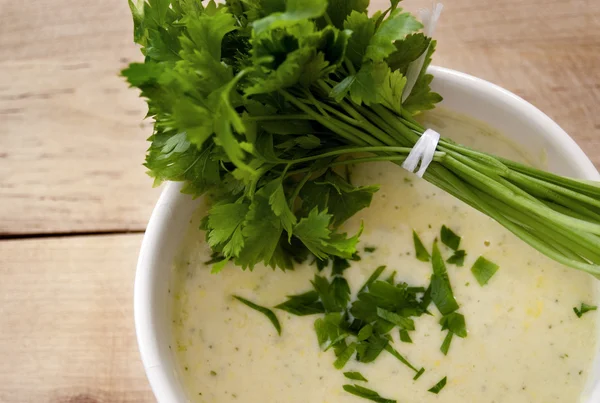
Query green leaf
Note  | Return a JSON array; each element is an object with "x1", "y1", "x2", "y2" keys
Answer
[
  {"x1": 233, "y1": 295, "x2": 282, "y2": 335},
  {"x1": 344, "y1": 371, "x2": 368, "y2": 382},
  {"x1": 300, "y1": 171, "x2": 378, "y2": 227},
  {"x1": 343, "y1": 11, "x2": 376, "y2": 68},
  {"x1": 357, "y1": 324, "x2": 373, "y2": 341},
  {"x1": 413, "y1": 367, "x2": 425, "y2": 380},
  {"x1": 471, "y1": 256, "x2": 500, "y2": 286},
  {"x1": 574, "y1": 303, "x2": 597, "y2": 318},
  {"x1": 334, "y1": 342, "x2": 357, "y2": 369},
  {"x1": 441, "y1": 225, "x2": 461, "y2": 250},
  {"x1": 376, "y1": 307, "x2": 415, "y2": 330},
  {"x1": 364, "y1": 9, "x2": 422, "y2": 62},
  {"x1": 430, "y1": 241, "x2": 459, "y2": 315},
  {"x1": 412, "y1": 230, "x2": 430, "y2": 262},
  {"x1": 265, "y1": 179, "x2": 297, "y2": 236},
  {"x1": 342, "y1": 384, "x2": 396, "y2": 403},
  {"x1": 399, "y1": 329, "x2": 412, "y2": 343},
  {"x1": 384, "y1": 344, "x2": 419, "y2": 372},
  {"x1": 428, "y1": 377, "x2": 447, "y2": 394},
  {"x1": 252, "y1": 0, "x2": 328, "y2": 34},
  {"x1": 377, "y1": 69, "x2": 406, "y2": 115},
  {"x1": 207, "y1": 203, "x2": 250, "y2": 258},
  {"x1": 440, "y1": 312, "x2": 467, "y2": 338},
  {"x1": 293, "y1": 208, "x2": 361, "y2": 260},
  {"x1": 356, "y1": 335, "x2": 389, "y2": 363},
  {"x1": 311, "y1": 275, "x2": 349, "y2": 312},
  {"x1": 314, "y1": 312, "x2": 349, "y2": 350},
  {"x1": 446, "y1": 250, "x2": 466, "y2": 267},
  {"x1": 347, "y1": 62, "x2": 389, "y2": 105},
  {"x1": 402, "y1": 40, "x2": 443, "y2": 114},
  {"x1": 358, "y1": 265, "x2": 386, "y2": 293},
  {"x1": 326, "y1": 0, "x2": 369, "y2": 29},
  {"x1": 387, "y1": 33, "x2": 431, "y2": 73},
  {"x1": 332, "y1": 256, "x2": 351, "y2": 276},
  {"x1": 440, "y1": 331, "x2": 453, "y2": 355},
  {"x1": 235, "y1": 186, "x2": 284, "y2": 269},
  {"x1": 276, "y1": 290, "x2": 325, "y2": 316}
]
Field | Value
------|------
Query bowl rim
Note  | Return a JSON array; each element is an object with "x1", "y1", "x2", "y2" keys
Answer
[{"x1": 134, "y1": 65, "x2": 600, "y2": 402}]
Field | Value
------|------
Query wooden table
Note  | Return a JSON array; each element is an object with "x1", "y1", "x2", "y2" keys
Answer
[{"x1": 1, "y1": 0, "x2": 598, "y2": 401}]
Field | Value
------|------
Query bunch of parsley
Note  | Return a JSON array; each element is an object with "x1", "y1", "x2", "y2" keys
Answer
[{"x1": 123, "y1": 0, "x2": 600, "y2": 276}]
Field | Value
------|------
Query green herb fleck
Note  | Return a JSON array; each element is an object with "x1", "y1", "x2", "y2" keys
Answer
[
  {"x1": 233, "y1": 296, "x2": 281, "y2": 335},
  {"x1": 446, "y1": 250, "x2": 466, "y2": 266},
  {"x1": 440, "y1": 331, "x2": 454, "y2": 355},
  {"x1": 471, "y1": 256, "x2": 499, "y2": 286},
  {"x1": 441, "y1": 226, "x2": 461, "y2": 250},
  {"x1": 276, "y1": 290, "x2": 325, "y2": 316},
  {"x1": 413, "y1": 231, "x2": 430, "y2": 262},
  {"x1": 428, "y1": 376, "x2": 447, "y2": 394},
  {"x1": 413, "y1": 367, "x2": 425, "y2": 380},
  {"x1": 574, "y1": 303, "x2": 597, "y2": 318},
  {"x1": 358, "y1": 265, "x2": 386, "y2": 293},
  {"x1": 342, "y1": 384, "x2": 396, "y2": 403},
  {"x1": 399, "y1": 329, "x2": 413, "y2": 343},
  {"x1": 430, "y1": 241, "x2": 459, "y2": 315},
  {"x1": 364, "y1": 246, "x2": 377, "y2": 253},
  {"x1": 344, "y1": 371, "x2": 368, "y2": 382}
]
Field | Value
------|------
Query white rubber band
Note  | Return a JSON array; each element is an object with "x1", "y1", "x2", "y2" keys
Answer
[{"x1": 402, "y1": 129, "x2": 440, "y2": 177}]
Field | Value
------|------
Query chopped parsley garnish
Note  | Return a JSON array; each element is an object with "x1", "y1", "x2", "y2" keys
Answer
[
  {"x1": 275, "y1": 290, "x2": 325, "y2": 316},
  {"x1": 430, "y1": 241, "x2": 460, "y2": 315},
  {"x1": 399, "y1": 329, "x2": 413, "y2": 343},
  {"x1": 232, "y1": 296, "x2": 281, "y2": 335},
  {"x1": 428, "y1": 376, "x2": 447, "y2": 394},
  {"x1": 441, "y1": 226, "x2": 461, "y2": 250},
  {"x1": 413, "y1": 367, "x2": 426, "y2": 380},
  {"x1": 344, "y1": 371, "x2": 369, "y2": 382},
  {"x1": 440, "y1": 331, "x2": 454, "y2": 355},
  {"x1": 471, "y1": 256, "x2": 500, "y2": 286},
  {"x1": 364, "y1": 246, "x2": 377, "y2": 253},
  {"x1": 343, "y1": 384, "x2": 396, "y2": 403},
  {"x1": 574, "y1": 303, "x2": 597, "y2": 318},
  {"x1": 413, "y1": 230, "x2": 431, "y2": 262},
  {"x1": 446, "y1": 250, "x2": 466, "y2": 266}
]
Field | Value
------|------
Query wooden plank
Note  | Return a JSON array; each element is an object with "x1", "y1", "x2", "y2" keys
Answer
[
  {"x1": 0, "y1": 233, "x2": 154, "y2": 403},
  {"x1": 0, "y1": 0, "x2": 157, "y2": 235},
  {"x1": 1, "y1": 0, "x2": 598, "y2": 235}
]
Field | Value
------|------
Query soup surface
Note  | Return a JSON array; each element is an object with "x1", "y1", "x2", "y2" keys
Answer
[{"x1": 170, "y1": 110, "x2": 598, "y2": 403}]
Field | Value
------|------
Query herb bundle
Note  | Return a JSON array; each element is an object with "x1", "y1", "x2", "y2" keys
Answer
[{"x1": 123, "y1": 0, "x2": 600, "y2": 276}]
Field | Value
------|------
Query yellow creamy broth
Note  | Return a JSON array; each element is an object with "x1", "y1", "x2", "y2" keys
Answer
[{"x1": 170, "y1": 110, "x2": 597, "y2": 403}]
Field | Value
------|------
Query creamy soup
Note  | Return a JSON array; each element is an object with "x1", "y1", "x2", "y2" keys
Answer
[{"x1": 170, "y1": 110, "x2": 598, "y2": 403}]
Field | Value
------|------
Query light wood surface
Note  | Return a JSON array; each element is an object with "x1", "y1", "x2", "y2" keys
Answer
[
  {"x1": 0, "y1": 0, "x2": 598, "y2": 401},
  {"x1": 0, "y1": 234, "x2": 153, "y2": 403}
]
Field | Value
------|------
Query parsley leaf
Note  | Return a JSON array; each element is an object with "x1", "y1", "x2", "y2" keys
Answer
[
  {"x1": 428, "y1": 377, "x2": 447, "y2": 394},
  {"x1": 471, "y1": 256, "x2": 500, "y2": 286},
  {"x1": 440, "y1": 225, "x2": 461, "y2": 250},
  {"x1": 574, "y1": 303, "x2": 597, "y2": 318},
  {"x1": 344, "y1": 371, "x2": 368, "y2": 382},
  {"x1": 364, "y1": 9, "x2": 422, "y2": 63},
  {"x1": 413, "y1": 230, "x2": 431, "y2": 262},
  {"x1": 233, "y1": 295, "x2": 281, "y2": 335},
  {"x1": 430, "y1": 241, "x2": 459, "y2": 315},
  {"x1": 293, "y1": 208, "x2": 361, "y2": 260},
  {"x1": 342, "y1": 384, "x2": 396, "y2": 403},
  {"x1": 446, "y1": 250, "x2": 466, "y2": 266},
  {"x1": 276, "y1": 290, "x2": 325, "y2": 316}
]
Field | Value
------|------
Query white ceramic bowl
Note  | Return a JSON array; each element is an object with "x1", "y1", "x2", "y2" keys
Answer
[{"x1": 134, "y1": 66, "x2": 600, "y2": 403}]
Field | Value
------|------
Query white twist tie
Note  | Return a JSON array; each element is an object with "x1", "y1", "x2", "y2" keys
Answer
[{"x1": 402, "y1": 129, "x2": 440, "y2": 177}]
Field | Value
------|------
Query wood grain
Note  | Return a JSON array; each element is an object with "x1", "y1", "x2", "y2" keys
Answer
[
  {"x1": 0, "y1": 233, "x2": 154, "y2": 403},
  {"x1": 0, "y1": 0, "x2": 598, "y2": 235}
]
